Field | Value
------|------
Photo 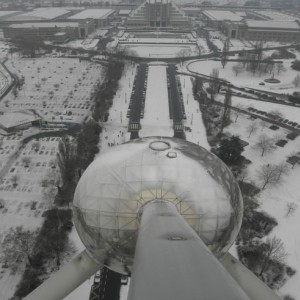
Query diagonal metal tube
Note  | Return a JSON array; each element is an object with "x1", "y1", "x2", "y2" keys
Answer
[
  {"x1": 23, "y1": 250, "x2": 101, "y2": 300},
  {"x1": 128, "y1": 200, "x2": 250, "y2": 300}
]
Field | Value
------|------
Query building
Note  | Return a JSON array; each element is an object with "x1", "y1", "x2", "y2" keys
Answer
[
  {"x1": 0, "y1": 7, "x2": 73, "y2": 25},
  {"x1": 201, "y1": 10, "x2": 245, "y2": 28},
  {"x1": 3, "y1": 22, "x2": 82, "y2": 41},
  {"x1": 242, "y1": 20, "x2": 300, "y2": 42},
  {"x1": 125, "y1": 0, "x2": 190, "y2": 28},
  {"x1": 201, "y1": 9, "x2": 300, "y2": 42},
  {"x1": 0, "y1": 110, "x2": 41, "y2": 134},
  {"x1": 67, "y1": 9, "x2": 115, "y2": 27}
]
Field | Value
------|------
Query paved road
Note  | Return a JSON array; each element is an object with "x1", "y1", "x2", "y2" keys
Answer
[
  {"x1": 182, "y1": 64, "x2": 300, "y2": 108},
  {"x1": 90, "y1": 267, "x2": 121, "y2": 300}
]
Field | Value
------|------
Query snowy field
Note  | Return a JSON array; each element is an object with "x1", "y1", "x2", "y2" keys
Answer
[
  {"x1": 178, "y1": 74, "x2": 210, "y2": 150},
  {"x1": 59, "y1": 56, "x2": 300, "y2": 300},
  {"x1": 140, "y1": 65, "x2": 173, "y2": 137},
  {"x1": 61, "y1": 39, "x2": 99, "y2": 51},
  {"x1": 224, "y1": 113, "x2": 300, "y2": 299},
  {"x1": 0, "y1": 135, "x2": 61, "y2": 299},
  {"x1": 1, "y1": 41, "x2": 299, "y2": 299},
  {"x1": 2, "y1": 57, "x2": 104, "y2": 123},
  {"x1": 97, "y1": 62, "x2": 137, "y2": 153},
  {"x1": 119, "y1": 44, "x2": 200, "y2": 58},
  {"x1": 114, "y1": 30, "x2": 210, "y2": 58},
  {"x1": 187, "y1": 59, "x2": 300, "y2": 94},
  {"x1": 0, "y1": 55, "x2": 104, "y2": 298}
]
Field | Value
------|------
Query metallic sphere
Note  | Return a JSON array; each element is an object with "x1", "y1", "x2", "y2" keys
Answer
[{"x1": 72, "y1": 137, "x2": 243, "y2": 273}]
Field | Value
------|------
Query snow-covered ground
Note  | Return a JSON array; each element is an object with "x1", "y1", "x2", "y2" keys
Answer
[
  {"x1": 0, "y1": 54, "x2": 104, "y2": 299},
  {"x1": 2, "y1": 57, "x2": 104, "y2": 124},
  {"x1": 0, "y1": 135, "x2": 60, "y2": 299},
  {"x1": 0, "y1": 40, "x2": 11, "y2": 61},
  {"x1": 187, "y1": 59, "x2": 300, "y2": 94},
  {"x1": 223, "y1": 113, "x2": 300, "y2": 299},
  {"x1": 140, "y1": 65, "x2": 173, "y2": 137},
  {"x1": 119, "y1": 44, "x2": 200, "y2": 58},
  {"x1": 1, "y1": 40, "x2": 299, "y2": 299},
  {"x1": 113, "y1": 30, "x2": 210, "y2": 58},
  {"x1": 231, "y1": 96, "x2": 300, "y2": 124},
  {"x1": 98, "y1": 62, "x2": 137, "y2": 153},
  {"x1": 179, "y1": 74, "x2": 210, "y2": 150}
]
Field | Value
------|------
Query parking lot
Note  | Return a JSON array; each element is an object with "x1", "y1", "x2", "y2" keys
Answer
[{"x1": 1, "y1": 57, "x2": 104, "y2": 124}]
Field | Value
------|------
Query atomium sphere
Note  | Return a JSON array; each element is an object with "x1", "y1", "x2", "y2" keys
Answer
[{"x1": 72, "y1": 137, "x2": 243, "y2": 273}]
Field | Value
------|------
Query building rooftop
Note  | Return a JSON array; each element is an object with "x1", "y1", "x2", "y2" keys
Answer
[
  {"x1": 253, "y1": 10, "x2": 296, "y2": 22},
  {"x1": 0, "y1": 111, "x2": 40, "y2": 129},
  {"x1": 68, "y1": 9, "x2": 115, "y2": 20},
  {"x1": 3, "y1": 8, "x2": 71, "y2": 21},
  {"x1": 8, "y1": 22, "x2": 79, "y2": 29},
  {"x1": 202, "y1": 10, "x2": 243, "y2": 22},
  {"x1": 0, "y1": 10, "x2": 19, "y2": 17},
  {"x1": 119, "y1": 9, "x2": 132, "y2": 15},
  {"x1": 247, "y1": 20, "x2": 300, "y2": 30}
]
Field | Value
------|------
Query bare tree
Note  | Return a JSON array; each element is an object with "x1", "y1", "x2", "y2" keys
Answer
[
  {"x1": 0, "y1": 198, "x2": 5, "y2": 209},
  {"x1": 22, "y1": 156, "x2": 31, "y2": 167},
  {"x1": 275, "y1": 162, "x2": 290, "y2": 180},
  {"x1": 1, "y1": 226, "x2": 37, "y2": 274},
  {"x1": 254, "y1": 134, "x2": 274, "y2": 156},
  {"x1": 209, "y1": 68, "x2": 220, "y2": 100},
  {"x1": 57, "y1": 136, "x2": 77, "y2": 186},
  {"x1": 257, "y1": 164, "x2": 280, "y2": 189},
  {"x1": 40, "y1": 227, "x2": 75, "y2": 268},
  {"x1": 238, "y1": 168, "x2": 249, "y2": 183},
  {"x1": 193, "y1": 77, "x2": 203, "y2": 96},
  {"x1": 286, "y1": 202, "x2": 297, "y2": 217},
  {"x1": 275, "y1": 63, "x2": 286, "y2": 75},
  {"x1": 232, "y1": 104, "x2": 243, "y2": 122},
  {"x1": 232, "y1": 63, "x2": 243, "y2": 77},
  {"x1": 11, "y1": 175, "x2": 19, "y2": 187},
  {"x1": 42, "y1": 169, "x2": 62, "y2": 195},
  {"x1": 269, "y1": 110, "x2": 283, "y2": 119},
  {"x1": 220, "y1": 88, "x2": 232, "y2": 133},
  {"x1": 221, "y1": 39, "x2": 230, "y2": 69},
  {"x1": 246, "y1": 123, "x2": 257, "y2": 138},
  {"x1": 259, "y1": 120, "x2": 268, "y2": 132},
  {"x1": 258, "y1": 236, "x2": 287, "y2": 276},
  {"x1": 32, "y1": 142, "x2": 40, "y2": 152},
  {"x1": 292, "y1": 74, "x2": 300, "y2": 87}
]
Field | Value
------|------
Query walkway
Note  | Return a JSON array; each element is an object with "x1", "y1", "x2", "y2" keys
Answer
[{"x1": 139, "y1": 65, "x2": 173, "y2": 137}]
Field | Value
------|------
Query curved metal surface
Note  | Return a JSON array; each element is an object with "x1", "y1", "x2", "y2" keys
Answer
[
  {"x1": 72, "y1": 137, "x2": 243, "y2": 272},
  {"x1": 128, "y1": 200, "x2": 250, "y2": 300}
]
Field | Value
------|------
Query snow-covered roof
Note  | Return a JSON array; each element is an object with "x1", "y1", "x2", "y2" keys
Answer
[
  {"x1": 247, "y1": 20, "x2": 300, "y2": 30},
  {"x1": 68, "y1": 9, "x2": 115, "y2": 20},
  {"x1": 253, "y1": 10, "x2": 296, "y2": 22},
  {"x1": 0, "y1": 10, "x2": 19, "y2": 17},
  {"x1": 118, "y1": 9, "x2": 131, "y2": 15},
  {"x1": 8, "y1": 22, "x2": 79, "y2": 29},
  {"x1": 202, "y1": 10, "x2": 243, "y2": 22},
  {"x1": 6, "y1": 8, "x2": 71, "y2": 21},
  {"x1": 182, "y1": 7, "x2": 201, "y2": 11},
  {"x1": 0, "y1": 111, "x2": 40, "y2": 129},
  {"x1": 54, "y1": 32, "x2": 67, "y2": 36}
]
